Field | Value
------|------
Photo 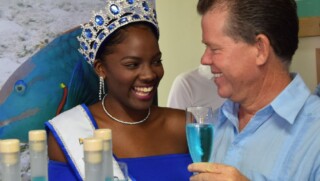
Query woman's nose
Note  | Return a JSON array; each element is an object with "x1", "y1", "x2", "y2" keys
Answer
[{"x1": 140, "y1": 65, "x2": 157, "y2": 81}]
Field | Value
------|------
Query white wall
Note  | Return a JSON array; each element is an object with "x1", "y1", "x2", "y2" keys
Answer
[
  {"x1": 157, "y1": 1, "x2": 320, "y2": 106},
  {"x1": 157, "y1": 1, "x2": 204, "y2": 106},
  {"x1": 291, "y1": 37, "x2": 320, "y2": 91}
]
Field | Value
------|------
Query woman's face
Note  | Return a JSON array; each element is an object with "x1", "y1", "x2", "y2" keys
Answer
[{"x1": 100, "y1": 25, "x2": 163, "y2": 110}]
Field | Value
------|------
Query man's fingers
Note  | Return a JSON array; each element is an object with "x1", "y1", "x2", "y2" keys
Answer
[{"x1": 188, "y1": 163, "x2": 222, "y2": 174}]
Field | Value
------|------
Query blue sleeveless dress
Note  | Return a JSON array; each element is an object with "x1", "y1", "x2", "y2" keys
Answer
[
  {"x1": 48, "y1": 154, "x2": 192, "y2": 181},
  {"x1": 117, "y1": 154, "x2": 193, "y2": 181},
  {"x1": 46, "y1": 104, "x2": 193, "y2": 181}
]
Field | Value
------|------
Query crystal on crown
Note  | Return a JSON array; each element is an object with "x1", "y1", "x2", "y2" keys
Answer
[{"x1": 77, "y1": 0, "x2": 158, "y2": 66}]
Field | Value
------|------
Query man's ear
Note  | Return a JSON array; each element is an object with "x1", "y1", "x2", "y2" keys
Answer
[
  {"x1": 255, "y1": 34, "x2": 271, "y2": 66},
  {"x1": 93, "y1": 59, "x2": 106, "y2": 78}
]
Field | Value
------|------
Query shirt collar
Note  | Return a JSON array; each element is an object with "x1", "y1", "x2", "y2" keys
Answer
[
  {"x1": 219, "y1": 73, "x2": 311, "y2": 125},
  {"x1": 218, "y1": 99, "x2": 239, "y2": 128},
  {"x1": 270, "y1": 73, "x2": 310, "y2": 124}
]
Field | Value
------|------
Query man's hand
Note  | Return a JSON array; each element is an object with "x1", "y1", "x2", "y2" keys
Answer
[{"x1": 188, "y1": 162, "x2": 250, "y2": 181}]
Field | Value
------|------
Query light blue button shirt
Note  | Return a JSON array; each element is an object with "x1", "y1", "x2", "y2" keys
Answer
[{"x1": 212, "y1": 74, "x2": 320, "y2": 181}]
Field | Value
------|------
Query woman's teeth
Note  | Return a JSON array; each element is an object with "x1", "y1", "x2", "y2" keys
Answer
[{"x1": 134, "y1": 86, "x2": 153, "y2": 96}]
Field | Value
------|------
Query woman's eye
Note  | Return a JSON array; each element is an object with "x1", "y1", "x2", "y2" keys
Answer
[
  {"x1": 153, "y1": 59, "x2": 162, "y2": 65},
  {"x1": 125, "y1": 63, "x2": 138, "y2": 68},
  {"x1": 14, "y1": 80, "x2": 27, "y2": 95}
]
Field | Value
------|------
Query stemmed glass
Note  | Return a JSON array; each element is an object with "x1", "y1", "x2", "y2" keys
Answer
[
  {"x1": 186, "y1": 106, "x2": 214, "y2": 163},
  {"x1": 114, "y1": 162, "x2": 129, "y2": 181}
]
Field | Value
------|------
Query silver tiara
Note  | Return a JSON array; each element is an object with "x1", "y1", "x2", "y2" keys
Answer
[{"x1": 77, "y1": 0, "x2": 158, "y2": 66}]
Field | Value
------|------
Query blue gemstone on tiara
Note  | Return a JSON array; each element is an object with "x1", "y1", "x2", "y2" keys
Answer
[
  {"x1": 142, "y1": 1, "x2": 149, "y2": 11},
  {"x1": 132, "y1": 14, "x2": 140, "y2": 19},
  {"x1": 81, "y1": 42, "x2": 88, "y2": 50},
  {"x1": 108, "y1": 23, "x2": 116, "y2": 31},
  {"x1": 127, "y1": 0, "x2": 134, "y2": 4},
  {"x1": 93, "y1": 42, "x2": 98, "y2": 50},
  {"x1": 98, "y1": 32, "x2": 105, "y2": 40},
  {"x1": 95, "y1": 15, "x2": 104, "y2": 26},
  {"x1": 89, "y1": 52, "x2": 94, "y2": 59},
  {"x1": 85, "y1": 29, "x2": 93, "y2": 38},
  {"x1": 119, "y1": 17, "x2": 128, "y2": 24},
  {"x1": 110, "y1": 4, "x2": 120, "y2": 15},
  {"x1": 78, "y1": 0, "x2": 159, "y2": 66},
  {"x1": 153, "y1": 9, "x2": 157, "y2": 19}
]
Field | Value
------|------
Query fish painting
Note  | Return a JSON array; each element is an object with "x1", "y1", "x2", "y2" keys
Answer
[{"x1": 0, "y1": 27, "x2": 99, "y2": 142}]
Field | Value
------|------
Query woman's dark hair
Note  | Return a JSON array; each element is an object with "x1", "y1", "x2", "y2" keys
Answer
[
  {"x1": 95, "y1": 22, "x2": 159, "y2": 60},
  {"x1": 197, "y1": 0, "x2": 299, "y2": 65}
]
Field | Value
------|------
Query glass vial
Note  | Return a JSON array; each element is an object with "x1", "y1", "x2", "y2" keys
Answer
[
  {"x1": 0, "y1": 139, "x2": 21, "y2": 181},
  {"x1": 94, "y1": 129, "x2": 114, "y2": 181},
  {"x1": 29, "y1": 130, "x2": 48, "y2": 181},
  {"x1": 83, "y1": 137, "x2": 103, "y2": 181}
]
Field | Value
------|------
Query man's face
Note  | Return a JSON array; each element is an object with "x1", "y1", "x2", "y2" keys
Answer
[{"x1": 200, "y1": 9, "x2": 261, "y2": 103}]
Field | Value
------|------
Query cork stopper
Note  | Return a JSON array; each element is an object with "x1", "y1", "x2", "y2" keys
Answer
[
  {"x1": 94, "y1": 129, "x2": 112, "y2": 151},
  {"x1": 0, "y1": 139, "x2": 20, "y2": 153},
  {"x1": 94, "y1": 129, "x2": 112, "y2": 140},
  {"x1": 0, "y1": 139, "x2": 20, "y2": 164},
  {"x1": 29, "y1": 130, "x2": 47, "y2": 152},
  {"x1": 83, "y1": 138, "x2": 103, "y2": 151},
  {"x1": 83, "y1": 138, "x2": 103, "y2": 164},
  {"x1": 29, "y1": 130, "x2": 46, "y2": 141}
]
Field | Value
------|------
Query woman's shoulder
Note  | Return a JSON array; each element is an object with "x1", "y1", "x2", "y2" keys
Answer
[
  {"x1": 152, "y1": 107, "x2": 187, "y2": 140},
  {"x1": 155, "y1": 106, "x2": 185, "y2": 115},
  {"x1": 153, "y1": 106, "x2": 185, "y2": 123}
]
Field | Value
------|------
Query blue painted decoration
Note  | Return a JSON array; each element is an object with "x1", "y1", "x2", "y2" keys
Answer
[{"x1": 0, "y1": 27, "x2": 99, "y2": 142}]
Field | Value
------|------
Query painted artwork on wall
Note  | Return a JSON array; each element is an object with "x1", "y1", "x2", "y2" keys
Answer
[
  {"x1": 296, "y1": 0, "x2": 320, "y2": 37},
  {"x1": 0, "y1": 0, "x2": 105, "y2": 179},
  {"x1": 0, "y1": 0, "x2": 104, "y2": 87},
  {"x1": 0, "y1": 0, "x2": 108, "y2": 139}
]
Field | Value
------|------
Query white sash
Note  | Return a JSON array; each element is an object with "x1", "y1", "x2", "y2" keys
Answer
[{"x1": 47, "y1": 104, "x2": 128, "y2": 180}]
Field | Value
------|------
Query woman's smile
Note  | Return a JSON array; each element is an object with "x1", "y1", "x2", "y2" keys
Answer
[{"x1": 133, "y1": 86, "x2": 155, "y2": 100}]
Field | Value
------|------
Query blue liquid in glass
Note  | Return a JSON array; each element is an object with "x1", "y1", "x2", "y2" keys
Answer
[
  {"x1": 106, "y1": 177, "x2": 113, "y2": 181},
  {"x1": 32, "y1": 176, "x2": 47, "y2": 181},
  {"x1": 186, "y1": 123, "x2": 214, "y2": 162}
]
